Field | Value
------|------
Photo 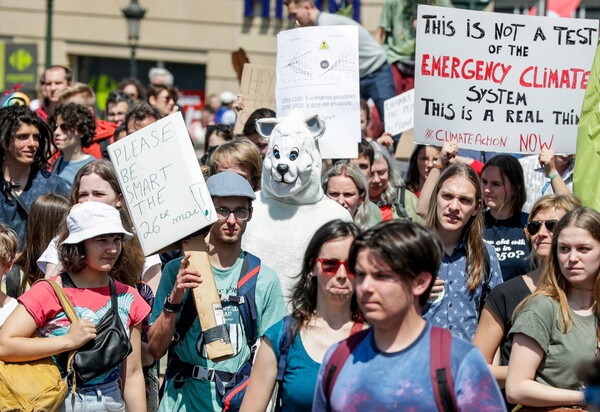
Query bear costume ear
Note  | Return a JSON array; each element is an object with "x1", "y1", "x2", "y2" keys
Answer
[
  {"x1": 304, "y1": 113, "x2": 326, "y2": 141},
  {"x1": 256, "y1": 118, "x2": 279, "y2": 141}
]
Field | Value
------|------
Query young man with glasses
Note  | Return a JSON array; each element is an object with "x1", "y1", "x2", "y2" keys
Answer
[{"x1": 149, "y1": 171, "x2": 285, "y2": 412}]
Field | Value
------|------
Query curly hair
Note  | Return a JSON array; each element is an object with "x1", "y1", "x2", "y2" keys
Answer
[
  {"x1": 290, "y1": 220, "x2": 361, "y2": 338},
  {"x1": 48, "y1": 103, "x2": 96, "y2": 148},
  {"x1": 0, "y1": 105, "x2": 52, "y2": 170}
]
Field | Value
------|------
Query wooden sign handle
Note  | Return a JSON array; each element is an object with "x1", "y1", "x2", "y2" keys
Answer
[{"x1": 182, "y1": 235, "x2": 234, "y2": 362}]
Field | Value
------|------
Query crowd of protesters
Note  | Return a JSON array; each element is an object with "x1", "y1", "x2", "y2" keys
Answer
[{"x1": 0, "y1": 0, "x2": 598, "y2": 411}]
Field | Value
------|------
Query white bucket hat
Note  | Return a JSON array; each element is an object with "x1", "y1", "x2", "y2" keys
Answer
[{"x1": 62, "y1": 201, "x2": 133, "y2": 245}]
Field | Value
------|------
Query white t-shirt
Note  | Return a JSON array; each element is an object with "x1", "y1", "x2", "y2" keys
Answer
[{"x1": 0, "y1": 298, "x2": 18, "y2": 326}]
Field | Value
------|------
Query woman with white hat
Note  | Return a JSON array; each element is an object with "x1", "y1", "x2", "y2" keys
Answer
[{"x1": 0, "y1": 201, "x2": 150, "y2": 411}]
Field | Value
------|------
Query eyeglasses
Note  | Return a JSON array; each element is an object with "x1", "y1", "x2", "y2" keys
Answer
[
  {"x1": 315, "y1": 258, "x2": 354, "y2": 277},
  {"x1": 527, "y1": 219, "x2": 559, "y2": 236},
  {"x1": 215, "y1": 207, "x2": 251, "y2": 221},
  {"x1": 207, "y1": 124, "x2": 232, "y2": 134}
]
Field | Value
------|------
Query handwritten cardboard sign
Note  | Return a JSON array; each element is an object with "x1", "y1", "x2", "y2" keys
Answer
[
  {"x1": 108, "y1": 112, "x2": 216, "y2": 255},
  {"x1": 414, "y1": 5, "x2": 598, "y2": 154},
  {"x1": 384, "y1": 89, "x2": 415, "y2": 136},
  {"x1": 276, "y1": 25, "x2": 360, "y2": 159},
  {"x1": 234, "y1": 64, "x2": 276, "y2": 135}
]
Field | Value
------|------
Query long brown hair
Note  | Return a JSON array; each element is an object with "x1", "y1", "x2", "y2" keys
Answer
[
  {"x1": 424, "y1": 164, "x2": 484, "y2": 291},
  {"x1": 290, "y1": 220, "x2": 361, "y2": 337},
  {"x1": 515, "y1": 207, "x2": 600, "y2": 332},
  {"x1": 66, "y1": 160, "x2": 144, "y2": 286},
  {"x1": 15, "y1": 193, "x2": 69, "y2": 290}
]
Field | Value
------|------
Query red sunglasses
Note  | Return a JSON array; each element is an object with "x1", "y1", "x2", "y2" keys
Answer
[{"x1": 315, "y1": 258, "x2": 355, "y2": 277}]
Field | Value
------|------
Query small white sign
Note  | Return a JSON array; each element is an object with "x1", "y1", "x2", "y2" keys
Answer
[
  {"x1": 108, "y1": 112, "x2": 216, "y2": 255},
  {"x1": 384, "y1": 89, "x2": 415, "y2": 136}
]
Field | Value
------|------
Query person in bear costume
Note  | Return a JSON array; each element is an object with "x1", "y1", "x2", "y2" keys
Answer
[{"x1": 242, "y1": 109, "x2": 352, "y2": 302}]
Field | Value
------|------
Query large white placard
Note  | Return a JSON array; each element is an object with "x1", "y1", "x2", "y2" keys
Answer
[
  {"x1": 384, "y1": 89, "x2": 415, "y2": 136},
  {"x1": 276, "y1": 25, "x2": 360, "y2": 159},
  {"x1": 108, "y1": 112, "x2": 216, "y2": 255},
  {"x1": 414, "y1": 5, "x2": 598, "y2": 154}
]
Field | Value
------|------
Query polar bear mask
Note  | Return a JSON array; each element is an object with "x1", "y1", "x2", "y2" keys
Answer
[{"x1": 256, "y1": 109, "x2": 325, "y2": 205}]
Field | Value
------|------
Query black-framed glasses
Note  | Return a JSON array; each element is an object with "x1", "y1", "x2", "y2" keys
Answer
[
  {"x1": 315, "y1": 258, "x2": 355, "y2": 277},
  {"x1": 215, "y1": 207, "x2": 251, "y2": 221},
  {"x1": 527, "y1": 219, "x2": 559, "y2": 236}
]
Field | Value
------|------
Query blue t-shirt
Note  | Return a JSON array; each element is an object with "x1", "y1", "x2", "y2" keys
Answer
[
  {"x1": 264, "y1": 318, "x2": 320, "y2": 412},
  {"x1": 484, "y1": 210, "x2": 530, "y2": 282},
  {"x1": 422, "y1": 242, "x2": 503, "y2": 341},
  {"x1": 312, "y1": 324, "x2": 506, "y2": 411},
  {"x1": 52, "y1": 154, "x2": 95, "y2": 190}
]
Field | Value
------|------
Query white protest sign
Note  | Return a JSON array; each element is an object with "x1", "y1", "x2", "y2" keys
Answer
[
  {"x1": 384, "y1": 89, "x2": 415, "y2": 136},
  {"x1": 277, "y1": 25, "x2": 360, "y2": 159},
  {"x1": 414, "y1": 5, "x2": 598, "y2": 154},
  {"x1": 108, "y1": 112, "x2": 216, "y2": 255}
]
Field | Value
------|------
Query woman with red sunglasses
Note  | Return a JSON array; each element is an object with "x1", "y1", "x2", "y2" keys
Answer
[
  {"x1": 473, "y1": 194, "x2": 580, "y2": 398},
  {"x1": 240, "y1": 219, "x2": 364, "y2": 412}
]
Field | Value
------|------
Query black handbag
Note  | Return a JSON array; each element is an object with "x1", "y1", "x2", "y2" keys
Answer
[{"x1": 61, "y1": 274, "x2": 133, "y2": 383}]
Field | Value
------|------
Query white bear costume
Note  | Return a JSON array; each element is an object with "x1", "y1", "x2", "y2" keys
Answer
[{"x1": 242, "y1": 110, "x2": 352, "y2": 301}]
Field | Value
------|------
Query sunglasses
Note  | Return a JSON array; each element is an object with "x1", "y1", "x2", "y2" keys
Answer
[
  {"x1": 527, "y1": 219, "x2": 559, "y2": 236},
  {"x1": 315, "y1": 258, "x2": 354, "y2": 277}
]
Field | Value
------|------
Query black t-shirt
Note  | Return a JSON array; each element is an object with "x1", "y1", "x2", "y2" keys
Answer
[
  {"x1": 485, "y1": 276, "x2": 532, "y2": 365},
  {"x1": 484, "y1": 210, "x2": 531, "y2": 282}
]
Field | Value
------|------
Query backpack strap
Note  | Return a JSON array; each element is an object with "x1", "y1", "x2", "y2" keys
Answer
[
  {"x1": 477, "y1": 244, "x2": 492, "y2": 320},
  {"x1": 395, "y1": 185, "x2": 409, "y2": 221},
  {"x1": 236, "y1": 252, "x2": 261, "y2": 354},
  {"x1": 322, "y1": 328, "x2": 370, "y2": 405},
  {"x1": 276, "y1": 315, "x2": 295, "y2": 383},
  {"x1": 430, "y1": 326, "x2": 457, "y2": 412}
]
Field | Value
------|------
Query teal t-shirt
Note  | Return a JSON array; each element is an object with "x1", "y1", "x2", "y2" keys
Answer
[
  {"x1": 151, "y1": 253, "x2": 286, "y2": 411},
  {"x1": 264, "y1": 318, "x2": 320, "y2": 412}
]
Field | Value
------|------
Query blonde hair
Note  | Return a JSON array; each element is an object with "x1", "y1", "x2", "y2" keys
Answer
[
  {"x1": 208, "y1": 138, "x2": 262, "y2": 191},
  {"x1": 0, "y1": 223, "x2": 18, "y2": 266},
  {"x1": 515, "y1": 207, "x2": 600, "y2": 332}
]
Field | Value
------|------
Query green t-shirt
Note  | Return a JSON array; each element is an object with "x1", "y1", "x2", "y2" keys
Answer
[
  {"x1": 510, "y1": 295, "x2": 596, "y2": 390},
  {"x1": 152, "y1": 254, "x2": 286, "y2": 411},
  {"x1": 378, "y1": 0, "x2": 453, "y2": 64}
]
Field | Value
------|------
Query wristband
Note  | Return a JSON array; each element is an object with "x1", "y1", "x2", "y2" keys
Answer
[
  {"x1": 548, "y1": 171, "x2": 559, "y2": 181},
  {"x1": 432, "y1": 162, "x2": 444, "y2": 170},
  {"x1": 163, "y1": 297, "x2": 183, "y2": 313}
]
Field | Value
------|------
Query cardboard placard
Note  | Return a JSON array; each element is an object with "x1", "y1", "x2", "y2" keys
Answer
[
  {"x1": 276, "y1": 25, "x2": 360, "y2": 159},
  {"x1": 234, "y1": 64, "x2": 276, "y2": 135},
  {"x1": 108, "y1": 112, "x2": 216, "y2": 256},
  {"x1": 414, "y1": 5, "x2": 598, "y2": 154}
]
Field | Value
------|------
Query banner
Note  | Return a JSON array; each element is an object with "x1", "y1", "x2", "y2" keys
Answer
[
  {"x1": 414, "y1": 5, "x2": 598, "y2": 154},
  {"x1": 108, "y1": 112, "x2": 216, "y2": 255},
  {"x1": 276, "y1": 25, "x2": 360, "y2": 159}
]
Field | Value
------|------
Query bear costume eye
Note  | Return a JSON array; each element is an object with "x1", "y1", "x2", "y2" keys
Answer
[
  {"x1": 273, "y1": 146, "x2": 280, "y2": 159},
  {"x1": 289, "y1": 148, "x2": 299, "y2": 161}
]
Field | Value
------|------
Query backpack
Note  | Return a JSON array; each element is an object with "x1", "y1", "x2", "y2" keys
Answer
[
  {"x1": 163, "y1": 252, "x2": 261, "y2": 412},
  {"x1": 395, "y1": 184, "x2": 410, "y2": 221},
  {"x1": 0, "y1": 279, "x2": 76, "y2": 412},
  {"x1": 322, "y1": 326, "x2": 457, "y2": 412}
]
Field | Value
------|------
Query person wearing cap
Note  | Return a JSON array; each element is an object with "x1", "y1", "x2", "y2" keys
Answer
[
  {"x1": 215, "y1": 91, "x2": 237, "y2": 126},
  {"x1": 0, "y1": 201, "x2": 151, "y2": 411},
  {"x1": 148, "y1": 171, "x2": 286, "y2": 412}
]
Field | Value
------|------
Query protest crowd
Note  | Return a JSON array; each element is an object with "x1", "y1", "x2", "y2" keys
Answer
[{"x1": 1, "y1": 0, "x2": 600, "y2": 411}]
